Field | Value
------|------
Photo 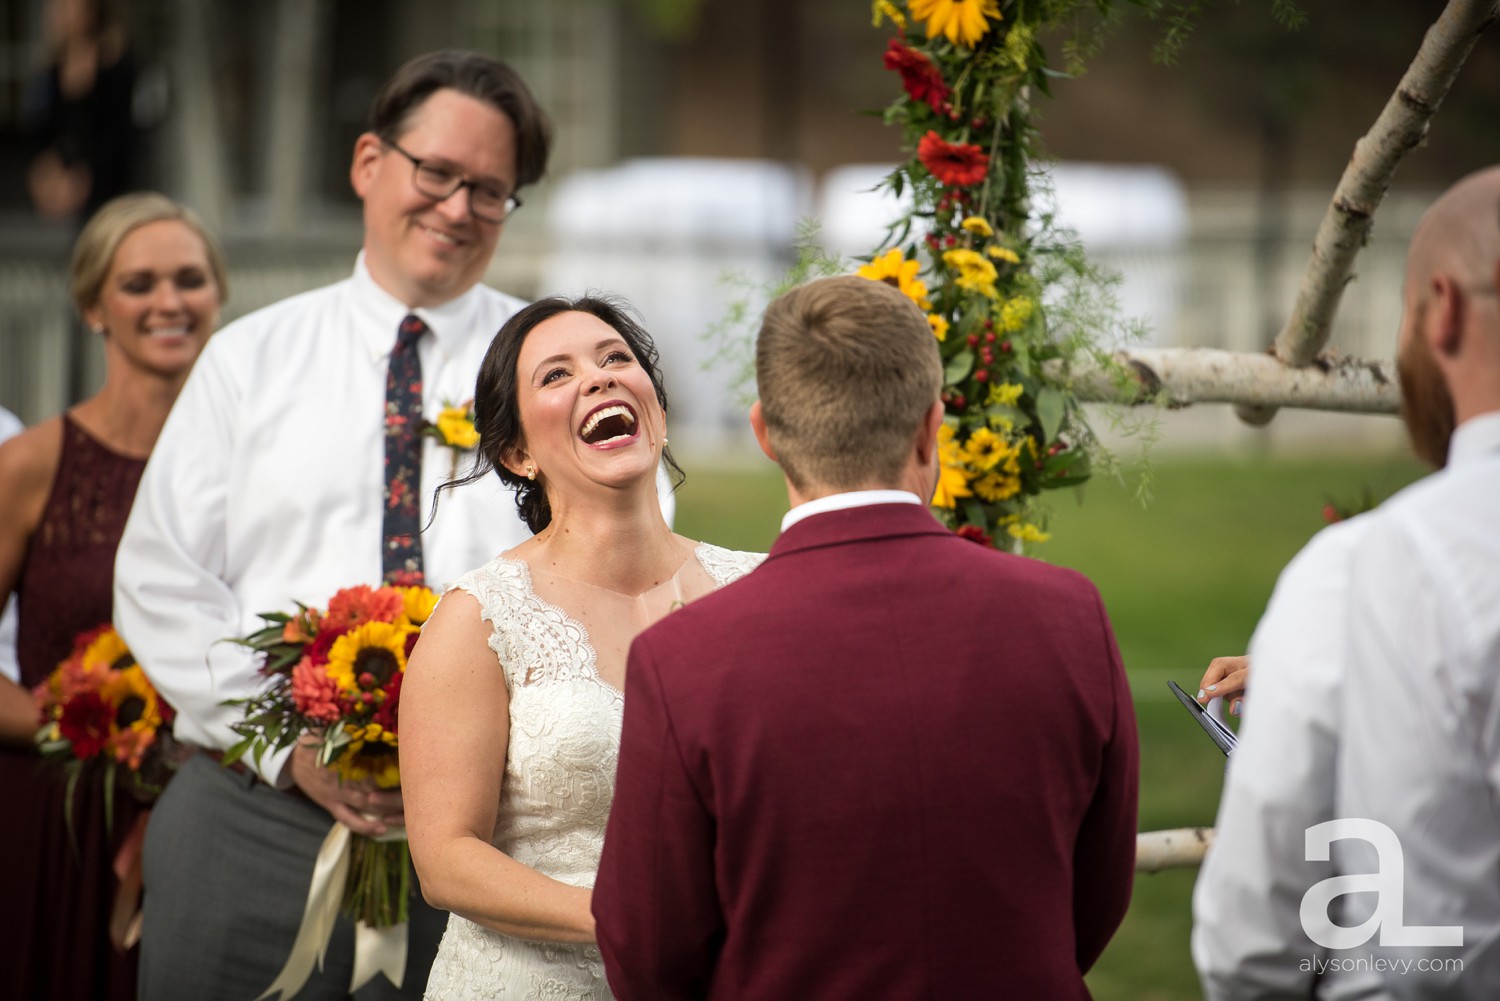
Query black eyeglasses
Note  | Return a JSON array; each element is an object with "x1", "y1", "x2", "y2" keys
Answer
[{"x1": 381, "y1": 138, "x2": 521, "y2": 224}]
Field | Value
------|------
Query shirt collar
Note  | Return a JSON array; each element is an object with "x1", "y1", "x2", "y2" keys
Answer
[
  {"x1": 780, "y1": 489, "x2": 923, "y2": 533},
  {"x1": 1449, "y1": 410, "x2": 1500, "y2": 467},
  {"x1": 349, "y1": 251, "x2": 490, "y2": 364}
]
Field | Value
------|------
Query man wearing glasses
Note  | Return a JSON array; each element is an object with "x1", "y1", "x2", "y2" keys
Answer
[{"x1": 115, "y1": 51, "x2": 550, "y2": 999}]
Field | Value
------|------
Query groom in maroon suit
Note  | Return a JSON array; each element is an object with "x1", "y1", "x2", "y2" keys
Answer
[{"x1": 593, "y1": 275, "x2": 1138, "y2": 1000}]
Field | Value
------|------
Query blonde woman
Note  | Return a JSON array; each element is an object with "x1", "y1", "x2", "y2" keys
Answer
[{"x1": 0, "y1": 192, "x2": 226, "y2": 1001}]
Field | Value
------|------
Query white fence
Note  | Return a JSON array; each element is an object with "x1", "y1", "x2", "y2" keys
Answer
[{"x1": 0, "y1": 165, "x2": 1427, "y2": 455}]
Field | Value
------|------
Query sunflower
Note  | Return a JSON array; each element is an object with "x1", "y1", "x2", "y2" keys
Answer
[
  {"x1": 974, "y1": 471, "x2": 1022, "y2": 502},
  {"x1": 857, "y1": 248, "x2": 931, "y2": 309},
  {"x1": 82, "y1": 627, "x2": 133, "y2": 672},
  {"x1": 398, "y1": 586, "x2": 438, "y2": 627},
  {"x1": 908, "y1": 0, "x2": 1003, "y2": 48},
  {"x1": 961, "y1": 426, "x2": 1008, "y2": 471},
  {"x1": 927, "y1": 313, "x2": 950, "y2": 342},
  {"x1": 326, "y1": 621, "x2": 411, "y2": 696},
  {"x1": 932, "y1": 425, "x2": 974, "y2": 509}
]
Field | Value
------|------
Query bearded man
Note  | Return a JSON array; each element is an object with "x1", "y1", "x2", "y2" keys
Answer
[{"x1": 1193, "y1": 167, "x2": 1500, "y2": 1000}]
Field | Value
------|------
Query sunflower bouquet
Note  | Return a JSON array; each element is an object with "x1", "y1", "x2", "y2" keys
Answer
[
  {"x1": 863, "y1": 0, "x2": 1113, "y2": 549},
  {"x1": 223, "y1": 582, "x2": 437, "y2": 930},
  {"x1": 34, "y1": 623, "x2": 179, "y2": 819}
]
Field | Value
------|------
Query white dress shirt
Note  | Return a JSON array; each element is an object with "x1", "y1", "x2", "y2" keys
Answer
[
  {"x1": 0, "y1": 405, "x2": 23, "y2": 683},
  {"x1": 1193, "y1": 511, "x2": 1385, "y2": 1001},
  {"x1": 1335, "y1": 412, "x2": 1500, "y2": 998},
  {"x1": 115, "y1": 257, "x2": 538, "y2": 784}
]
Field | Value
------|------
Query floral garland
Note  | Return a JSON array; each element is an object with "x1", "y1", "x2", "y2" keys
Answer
[{"x1": 862, "y1": 0, "x2": 1110, "y2": 549}]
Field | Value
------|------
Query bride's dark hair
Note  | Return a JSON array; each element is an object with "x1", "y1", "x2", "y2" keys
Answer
[{"x1": 437, "y1": 294, "x2": 683, "y2": 534}]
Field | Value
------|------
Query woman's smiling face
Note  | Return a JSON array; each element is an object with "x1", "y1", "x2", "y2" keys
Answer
[{"x1": 510, "y1": 309, "x2": 666, "y2": 495}]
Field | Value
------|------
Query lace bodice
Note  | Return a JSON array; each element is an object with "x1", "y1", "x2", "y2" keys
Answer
[{"x1": 424, "y1": 542, "x2": 763, "y2": 1001}]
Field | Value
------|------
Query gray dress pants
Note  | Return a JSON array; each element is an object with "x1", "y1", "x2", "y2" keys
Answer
[{"x1": 138, "y1": 752, "x2": 444, "y2": 1001}]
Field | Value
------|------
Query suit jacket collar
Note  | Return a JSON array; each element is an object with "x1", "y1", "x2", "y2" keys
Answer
[{"x1": 768, "y1": 502, "x2": 952, "y2": 560}]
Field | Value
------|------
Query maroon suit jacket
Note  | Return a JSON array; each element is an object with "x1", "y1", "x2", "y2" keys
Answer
[{"x1": 593, "y1": 502, "x2": 1138, "y2": 1000}]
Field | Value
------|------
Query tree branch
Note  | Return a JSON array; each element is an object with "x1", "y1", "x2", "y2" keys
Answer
[
  {"x1": 1055, "y1": 347, "x2": 1400, "y2": 413},
  {"x1": 1136, "y1": 827, "x2": 1216, "y2": 874},
  {"x1": 1236, "y1": 0, "x2": 1496, "y2": 425}
]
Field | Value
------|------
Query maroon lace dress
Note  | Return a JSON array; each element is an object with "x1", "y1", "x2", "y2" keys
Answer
[{"x1": 0, "y1": 414, "x2": 148, "y2": 1001}]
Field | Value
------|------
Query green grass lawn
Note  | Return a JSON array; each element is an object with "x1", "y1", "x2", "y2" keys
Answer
[{"x1": 672, "y1": 444, "x2": 1425, "y2": 1000}]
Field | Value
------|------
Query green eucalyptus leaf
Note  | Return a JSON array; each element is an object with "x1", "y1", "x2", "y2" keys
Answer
[
  {"x1": 944, "y1": 350, "x2": 976, "y2": 385},
  {"x1": 1037, "y1": 387, "x2": 1066, "y2": 443}
]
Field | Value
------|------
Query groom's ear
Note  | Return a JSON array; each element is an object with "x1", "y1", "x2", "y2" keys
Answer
[
  {"x1": 914, "y1": 400, "x2": 945, "y2": 467},
  {"x1": 749, "y1": 401, "x2": 779, "y2": 463}
]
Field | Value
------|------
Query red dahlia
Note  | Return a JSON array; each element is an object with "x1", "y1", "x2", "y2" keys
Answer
[
  {"x1": 918, "y1": 131, "x2": 989, "y2": 187},
  {"x1": 883, "y1": 39, "x2": 950, "y2": 113}
]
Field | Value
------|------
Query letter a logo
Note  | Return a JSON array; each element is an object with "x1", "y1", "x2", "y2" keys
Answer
[{"x1": 1300, "y1": 819, "x2": 1462, "y2": 949}]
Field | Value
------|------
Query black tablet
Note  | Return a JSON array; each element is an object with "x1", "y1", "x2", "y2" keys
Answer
[{"x1": 1167, "y1": 680, "x2": 1239, "y2": 756}]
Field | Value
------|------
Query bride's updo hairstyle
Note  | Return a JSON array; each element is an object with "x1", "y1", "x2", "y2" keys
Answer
[{"x1": 443, "y1": 295, "x2": 682, "y2": 534}]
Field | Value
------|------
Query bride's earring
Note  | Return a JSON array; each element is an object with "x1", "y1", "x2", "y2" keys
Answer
[{"x1": 524, "y1": 463, "x2": 537, "y2": 481}]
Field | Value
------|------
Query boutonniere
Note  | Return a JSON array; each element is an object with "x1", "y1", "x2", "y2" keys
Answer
[{"x1": 423, "y1": 399, "x2": 480, "y2": 476}]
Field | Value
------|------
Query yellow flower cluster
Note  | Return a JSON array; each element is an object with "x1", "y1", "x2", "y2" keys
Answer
[
  {"x1": 871, "y1": 0, "x2": 906, "y2": 28},
  {"x1": 435, "y1": 405, "x2": 480, "y2": 450},
  {"x1": 999, "y1": 295, "x2": 1034, "y2": 333},
  {"x1": 987, "y1": 382, "x2": 1024, "y2": 407},
  {"x1": 1007, "y1": 521, "x2": 1051, "y2": 544},
  {"x1": 942, "y1": 249, "x2": 998, "y2": 299}
]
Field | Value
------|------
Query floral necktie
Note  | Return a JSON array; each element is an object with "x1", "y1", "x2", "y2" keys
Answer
[{"x1": 382, "y1": 314, "x2": 427, "y2": 586}]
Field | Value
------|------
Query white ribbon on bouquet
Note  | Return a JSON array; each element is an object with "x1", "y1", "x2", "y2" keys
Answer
[{"x1": 256, "y1": 821, "x2": 408, "y2": 1000}]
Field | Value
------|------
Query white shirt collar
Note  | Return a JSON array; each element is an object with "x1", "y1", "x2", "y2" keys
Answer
[
  {"x1": 780, "y1": 489, "x2": 923, "y2": 533},
  {"x1": 349, "y1": 251, "x2": 491, "y2": 365},
  {"x1": 1449, "y1": 410, "x2": 1500, "y2": 467}
]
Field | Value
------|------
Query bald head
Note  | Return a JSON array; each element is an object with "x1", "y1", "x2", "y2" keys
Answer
[
  {"x1": 1405, "y1": 166, "x2": 1500, "y2": 298},
  {"x1": 1398, "y1": 166, "x2": 1500, "y2": 466}
]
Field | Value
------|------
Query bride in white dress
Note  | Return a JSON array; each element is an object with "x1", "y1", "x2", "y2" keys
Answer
[{"x1": 401, "y1": 296, "x2": 761, "y2": 1001}]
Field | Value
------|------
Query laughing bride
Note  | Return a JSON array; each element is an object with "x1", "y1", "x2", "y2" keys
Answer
[{"x1": 400, "y1": 295, "x2": 761, "y2": 1000}]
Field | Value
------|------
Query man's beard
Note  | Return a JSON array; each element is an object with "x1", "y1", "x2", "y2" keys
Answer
[{"x1": 1398, "y1": 324, "x2": 1457, "y2": 469}]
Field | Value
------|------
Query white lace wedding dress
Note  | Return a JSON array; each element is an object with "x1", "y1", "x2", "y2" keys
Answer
[{"x1": 423, "y1": 543, "x2": 763, "y2": 1001}]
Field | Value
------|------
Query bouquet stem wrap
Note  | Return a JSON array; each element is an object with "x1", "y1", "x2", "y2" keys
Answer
[{"x1": 256, "y1": 822, "x2": 410, "y2": 1000}]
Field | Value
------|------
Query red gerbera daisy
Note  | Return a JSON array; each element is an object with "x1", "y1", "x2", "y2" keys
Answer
[
  {"x1": 918, "y1": 130, "x2": 989, "y2": 187},
  {"x1": 883, "y1": 39, "x2": 950, "y2": 113}
]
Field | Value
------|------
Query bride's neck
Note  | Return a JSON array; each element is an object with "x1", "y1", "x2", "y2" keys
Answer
[{"x1": 525, "y1": 485, "x2": 684, "y2": 594}]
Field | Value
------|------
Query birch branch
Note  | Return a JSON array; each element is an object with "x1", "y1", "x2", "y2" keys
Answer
[
  {"x1": 1053, "y1": 347, "x2": 1400, "y2": 413},
  {"x1": 1237, "y1": 0, "x2": 1497, "y2": 426},
  {"x1": 1137, "y1": 827, "x2": 1215, "y2": 874}
]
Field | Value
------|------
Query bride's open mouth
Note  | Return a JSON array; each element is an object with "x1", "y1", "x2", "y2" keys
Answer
[{"x1": 578, "y1": 402, "x2": 639, "y2": 448}]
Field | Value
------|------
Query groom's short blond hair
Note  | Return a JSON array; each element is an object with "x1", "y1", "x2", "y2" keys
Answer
[{"x1": 756, "y1": 275, "x2": 942, "y2": 492}]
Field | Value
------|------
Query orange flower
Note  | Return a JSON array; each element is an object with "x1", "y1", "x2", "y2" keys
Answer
[
  {"x1": 324, "y1": 586, "x2": 405, "y2": 630},
  {"x1": 290, "y1": 656, "x2": 346, "y2": 722}
]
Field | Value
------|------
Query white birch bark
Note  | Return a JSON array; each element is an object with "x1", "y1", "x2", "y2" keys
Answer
[
  {"x1": 1136, "y1": 827, "x2": 1216, "y2": 874},
  {"x1": 1052, "y1": 348, "x2": 1400, "y2": 413},
  {"x1": 1237, "y1": 0, "x2": 1497, "y2": 425}
]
